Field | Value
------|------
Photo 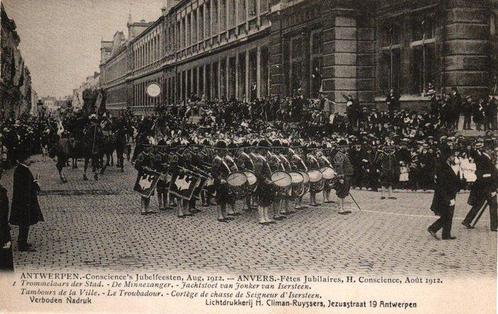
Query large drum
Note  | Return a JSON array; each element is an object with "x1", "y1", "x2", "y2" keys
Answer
[
  {"x1": 271, "y1": 171, "x2": 292, "y2": 197},
  {"x1": 320, "y1": 167, "x2": 336, "y2": 180},
  {"x1": 308, "y1": 169, "x2": 324, "y2": 193},
  {"x1": 321, "y1": 167, "x2": 336, "y2": 190},
  {"x1": 298, "y1": 171, "x2": 310, "y2": 196},
  {"x1": 227, "y1": 172, "x2": 248, "y2": 199},
  {"x1": 243, "y1": 171, "x2": 257, "y2": 194},
  {"x1": 289, "y1": 171, "x2": 304, "y2": 199}
]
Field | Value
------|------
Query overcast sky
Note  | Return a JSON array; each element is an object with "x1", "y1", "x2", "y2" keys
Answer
[{"x1": 3, "y1": 0, "x2": 165, "y2": 98}]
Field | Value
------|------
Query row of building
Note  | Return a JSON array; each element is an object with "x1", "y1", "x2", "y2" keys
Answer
[
  {"x1": 0, "y1": 3, "x2": 37, "y2": 119},
  {"x1": 99, "y1": 0, "x2": 498, "y2": 115}
]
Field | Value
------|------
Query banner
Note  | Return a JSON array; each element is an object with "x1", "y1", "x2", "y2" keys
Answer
[
  {"x1": 169, "y1": 168, "x2": 202, "y2": 201},
  {"x1": 133, "y1": 168, "x2": 161, "y2": 198}
]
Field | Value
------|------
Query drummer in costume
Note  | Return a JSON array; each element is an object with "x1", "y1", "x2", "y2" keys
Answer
[
  {"x1": 307, "y1": 150, "x2": 321, "y2": 207},
  {"x1": 317, "y1": 149, "x2": 336, "y2": 203},
  {"x1": 237, "y1": 147, "x2": 257, "y2": 211},
  {"x1": 278, "y1": 150, "x2": 294, "y2": 214},
  {"x1": 290, "y1": 149, "x2": 308, "y2": 210},
  {"x1": 268, "y1": 147, "x2": 287, "y2": 220},
  {"x1": 153, "y1": 149, "x2": 169, "y2": 211},
  {"x1": 134, "y1": 146, "x2": 157, "y2": 215},
  {"x1": 224, "y1": 152, "x2": 242, "y2": 216},
  {"x1": 178, "y1": 148, "x2": 195, "y2": 217},
  {"x1": 200, "y1": 139, "x2": 215, "y2": 207},
  {"x1": 255, "y1": 141, "x2": 275, "y2": 224},
  {"x1": 333, "y1": 140, "x2": 353, "y2": 214},
  {"x1": 211, "y1": 142, "x2": 233, "y2": 222}
]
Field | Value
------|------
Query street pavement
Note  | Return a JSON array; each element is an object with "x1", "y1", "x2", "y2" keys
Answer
[{"x1": 1, "y1": 155, "x2": 496, "y2": 276}]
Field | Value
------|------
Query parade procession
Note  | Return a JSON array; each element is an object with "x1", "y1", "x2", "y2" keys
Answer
[{"x1": 0, "y1": 0, "x2": 497, "y2": 279}]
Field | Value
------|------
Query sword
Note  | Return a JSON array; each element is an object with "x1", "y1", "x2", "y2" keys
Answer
[
  {"x1": 472, "y1": 199, "x2": 489, "y2": 227},
  {"x1": 349, "y1": 192, "x2": 362, "y2": 211}
]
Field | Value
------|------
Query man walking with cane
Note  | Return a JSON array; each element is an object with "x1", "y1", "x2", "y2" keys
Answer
[{"x1": 461, "y1": 139, "x2": 498, "y2": 231}]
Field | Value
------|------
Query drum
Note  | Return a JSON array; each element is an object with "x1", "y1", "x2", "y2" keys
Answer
[
  {"x1": 320, "y1": 167, "x2": 336, "y2": 180},
  {"x1": 289, "y1": 171, "x2": 304, "y2": 199},
  {"x1": 308, "y1": 170, "x2": 322, "y2": 183},
  {"x1": 243, "y1": 171, "x2": 257, "y2": 194},
  {"x1": 227, "y1": 172, "x2": 248, "y2": 199},
  {"x1": 308, "y1": 169, "x2": 324, "y2": 193},
  {"x1": 271, "y1": 171, "x2": 292, "y2": 197},
  {"x1": 298, "y1": 171, "x2": 310, "y2": 196},
  {"x1": 320, "y1": 167, "x2": 336, "y2": 190}
]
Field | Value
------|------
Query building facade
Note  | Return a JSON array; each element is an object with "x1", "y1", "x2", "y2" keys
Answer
[
  {"x1": 1, "y1": 3, "x2": 33, "y2": 118},
  {"x1": 99, "y1": 0, "x2": 498, "y2": 115}
]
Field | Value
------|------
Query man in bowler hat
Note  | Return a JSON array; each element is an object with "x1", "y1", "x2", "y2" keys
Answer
[
  {"x1": 428, "y1": 145, "x2": 460, "y2": 240},
  {"x1": 9, "y1": 151, "x2": 44, "y2": 251}
]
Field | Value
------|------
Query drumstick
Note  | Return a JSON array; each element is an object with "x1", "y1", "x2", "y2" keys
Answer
[{"x1": 271, "y1": 176, "x2": 289, "y2": 184}]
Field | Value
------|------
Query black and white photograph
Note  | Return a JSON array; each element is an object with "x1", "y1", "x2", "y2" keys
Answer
[{"x1": 0, "y1": 0, "x2": 496, "y2": 313}]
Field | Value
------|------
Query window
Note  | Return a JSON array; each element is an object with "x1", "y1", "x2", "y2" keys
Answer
[
  {"x1": 249, "y1": 49, "x2": 258, "y2": 100},
  {"x1": 193, "y1": 67, "x2": 198, "y2": 96},
  {"x1": 199, "y1": 6, "x2": 204, "y2": 41},
  {"x1": 260, "y1": 0, "x2": 268, "y2": 14},
  {"x1": 199, "y1": 66, "x2": 204, "y2": 96},
  {"x1": 206, "y1": 64, "x2": 211, "y2": 99},
  {"x1": 213, "y1": 62, "x2": 219, "y2": 99},
  {"x1": 220, "y1": 0, "x2": 227, "y2": 32},
  {"x1": 410, "y1": 14, "x2": 436, "y2": 94},
  {"x1": 310, "y1": 31, "x2": 322, "y2": 98},
  {"x1": 249, "y1": 0, "x2": 257, "y2": 18},
  {"x1": 238, "y1": 53, "x2": 246, "y2": 100},
  {"x1": 379, "y1": 20, "x2": 402, "y2": 93},
  {"x1": 289, "y1": 36, "x2": 304, "y2": 96},
  {"x1": 212, "y1": 0, "x2": 218, "y2": 35},
  {"x1": 205, "y1": 3, "x2": 211, "y2": 38},
  {"x1": 261, "y1": 47, "x2": 269, "y2": 97},
  {"x1": 238, "y1": 0, "x2": 246, "y2": 25},
  {"x1": 186, "y1": 14, "x2": 191, "y2": 46},
  {"x1": 229, "y1": 57, "x2": 236, "y2": 98},
  {"x1": 220, "y1": 60, "x2": 227, "y2": 98},
  {"x1": 229, "y1": 0, "x2": 236, "y2": 28},
  {"x1": 192, "y1": 11, "x2": 197, "y2": 43}
]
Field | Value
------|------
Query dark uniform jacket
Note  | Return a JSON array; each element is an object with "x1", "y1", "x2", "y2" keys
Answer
[
  {"x1": 9, "y1": 164, "x2": 43, "y2": 226},
  {"x1": 255, "y1": 157, "x2": 274, "y2": 207},
  {"x1": 431, "y1": 161, "x2": 460, "y2": 215},
  {"x1": 468, "y1": 150, "x2": 498, "y2": 206},
  {"x1": 0, "y1": 184, "x2": 10, "y2": 245}
]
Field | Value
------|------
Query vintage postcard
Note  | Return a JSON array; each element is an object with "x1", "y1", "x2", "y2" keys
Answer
[{"x1": 0, "y1": 0, "x2": 496, "y2": 313}]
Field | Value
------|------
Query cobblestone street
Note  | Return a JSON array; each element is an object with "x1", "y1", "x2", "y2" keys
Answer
[{"x1": 2, "y1": 156, "x2": 496, "y2": 276}]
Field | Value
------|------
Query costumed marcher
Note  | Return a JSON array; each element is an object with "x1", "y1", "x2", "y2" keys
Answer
[
  {"x1": 290, "y1": 149, "x2": 308, "y2": 210},
  {"x1": 134, "y1": 146, "x2": 157, "y2": 215},
  {"x1": 211, "y1": 143, "x2": 233, "y2": 222},
  {"x1": 307, "y1": 151, "x2": 321, "y2": 207},
  {"x1": 9, "y1": 150, "x2": 44, "y2": 252},
  {"x1": 333, "y1": 140, "x2": 353, "y2": 214},
  {"x1": 268, "y1": 150, "x2": 287, "y2": 220},
  {"x1": 376, "y1": 142, "x2": 399, "y2": 200},
  {"x1": 427, "y1": 145, "x2": 460, "y2": 240},
  {"x1": 254, "y1": 144, "x2": 275, "y2": 224},
  {"x1": 318, "y1": 149, "x2": 335, "y2": 203}
]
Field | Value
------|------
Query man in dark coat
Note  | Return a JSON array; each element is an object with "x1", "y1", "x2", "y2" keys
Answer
[
  {"x1": 9, "y1": 151, "x2": 43, "y2": 252},
  {"x1": 461, "y1": 141, "x2": 498, "y2": 231},
  {"x1": 0, "y1": 166, "x2": 13, "y2": 270},
  {"x1": 428, "y1": 145, "x2": 460, "y2": 240},
  {"x1": 333, "y1": 141, "x2": 354, "y2": 214}
]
